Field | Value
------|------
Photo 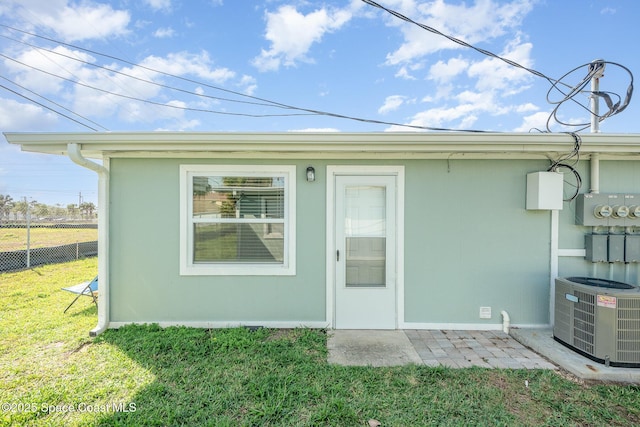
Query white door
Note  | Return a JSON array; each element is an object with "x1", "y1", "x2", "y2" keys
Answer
[{"x1": 334, "y1": 175, "x2": 397, "y2": 329}]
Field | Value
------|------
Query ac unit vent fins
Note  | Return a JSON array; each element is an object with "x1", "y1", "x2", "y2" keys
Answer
[
  {"x1": 617, "y1": 298, "x2": 640, "y2": 363},
  {"x1": 573, "y1": 291, "x2": 595, "y2": 354}
]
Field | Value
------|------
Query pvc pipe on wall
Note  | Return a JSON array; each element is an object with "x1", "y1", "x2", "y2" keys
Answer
[
  {"x1": 500, "y1": 310, "x2": 511, "y2": 334},
  {"x1": 590, "y1": 153, "x2": 600, "y2": 194}
]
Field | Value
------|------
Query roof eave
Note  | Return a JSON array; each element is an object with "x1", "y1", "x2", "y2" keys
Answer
[{"x1": 5, "y1": 131, "x2": 640, "y2": 158}]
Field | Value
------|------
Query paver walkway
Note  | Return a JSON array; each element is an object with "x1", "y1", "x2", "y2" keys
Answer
[
  {"x1": 328, "y1": 329, "x2": 557, "y2": 369},
  {"x1": 405, "y1": 329, "x2": 556, "y2": 369}
]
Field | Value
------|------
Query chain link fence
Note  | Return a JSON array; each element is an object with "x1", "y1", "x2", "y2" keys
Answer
[{"x1": 0, "y1": 221, "x2": 98, "y2": 272}]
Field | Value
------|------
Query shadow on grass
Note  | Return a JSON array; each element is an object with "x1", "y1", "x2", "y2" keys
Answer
[
  {"x1": 67, "y1": 303, "x2": 97, "y2": 317},
  {"x1": 93, "y1": 325, "x2": 372, "y2": 426}
]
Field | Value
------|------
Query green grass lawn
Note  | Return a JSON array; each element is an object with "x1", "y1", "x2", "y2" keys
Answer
[
  {"x1": 0, "y1": 227, "x2": 98, "y2": 251},
  {"x1": 1, "y1": 259, "x2": 640, "y2": 426}
]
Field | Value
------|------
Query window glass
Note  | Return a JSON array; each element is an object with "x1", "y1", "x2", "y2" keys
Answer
[
  {"x1": 192, "y1": 176, "x2": 284, "y2": 219},
  {"x1": 194, "y1": 223, "x2": 284, "y2": 263},
  {"x1": 181, "y1": 166, "x2": 295, "y2": 275}
]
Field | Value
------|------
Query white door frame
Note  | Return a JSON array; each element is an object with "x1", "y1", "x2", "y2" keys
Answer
[{"x1": 326, "y1": 165, "x2": 405, "y2": 329}]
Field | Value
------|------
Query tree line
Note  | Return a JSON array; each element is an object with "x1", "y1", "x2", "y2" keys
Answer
[{"x1": 0, "y1": 194, "x2": 97, "y2": 222}]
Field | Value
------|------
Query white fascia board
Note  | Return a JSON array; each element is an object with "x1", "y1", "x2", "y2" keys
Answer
[{"x1": 5, "y1": 131, "x2": 640, "y2": 158}]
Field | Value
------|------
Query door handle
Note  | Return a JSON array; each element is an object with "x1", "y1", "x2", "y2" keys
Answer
[{"x1": 336, "y1": 250, "x2": 340, "y2": 262}]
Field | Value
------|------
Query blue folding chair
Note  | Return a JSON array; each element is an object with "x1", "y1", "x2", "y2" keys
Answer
[{"x1": 62, "y1": 276, "x2": 98, "y2": 313}]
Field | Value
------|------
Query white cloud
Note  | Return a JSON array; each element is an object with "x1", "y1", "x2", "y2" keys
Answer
[
  {"x1": 428, "y1": 57, "x2": 469, "y2": 83},
  {"x1": 18, "y1": 1, "x2": 131, "y2": 42},
  {"x1": 383, "y1": 0, "x2": 534, "y2": 66},
  {"x1": 153, "y1": 27, "x2": 176, "y2": 38},
  {"x1": 238, "y1": 75, "x2": 257, "y2": 96},
  {"x1": 144, "y1": 0, "x2": 172, "y2": 12},
  {"x1": 395, "y1": 66, "x2": 417, "y2": 80},
  {"x1": 0, "y1": 98, "x2": 58, "y2": 129},
  {"x1": 467, "y1": 38, "x2": 533, "y2": 94},
  {"x1": 378, "y1": 95, "x2": 407, "y2": 114},
  {"x1": 5, "y1": 46, "x2": 96, "y2": 95},
  {"x1": 370, "y1": 0, "x2": 536, "y2": 132},
  {"x1": 516, "y1": 103, "x2": 539, "y2": 113},
  {"x1": 253, "y1": 5, "x2": 353, "y2": 71},
  {"x1": 513, "y1": 111, "x2": 550, "y2": 132},
  {"x1": 373, "y1": 1, "x2": 538, "y2": 131},
  {"x1": 140, "y1": 52, "x2": 235, "y2": 83},
  {"x1": 408, "y1": 103, "x2": 480, "y2": 129}
]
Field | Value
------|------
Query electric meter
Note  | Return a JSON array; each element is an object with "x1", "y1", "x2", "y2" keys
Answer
[
  {"x1": 594, "y1": 205, "x2": 613, "y2": 218},
  {"x1": 612, "y1": 205, "x2": 630, "y2": 218}
]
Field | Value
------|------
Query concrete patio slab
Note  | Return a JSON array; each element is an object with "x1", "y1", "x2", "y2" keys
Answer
[
  {"x1": 327, "y1": 330, "x2": 422, "y2": 367},
  {"x1": 510, "y1": 328, "x2": 640, "y2": 384}
]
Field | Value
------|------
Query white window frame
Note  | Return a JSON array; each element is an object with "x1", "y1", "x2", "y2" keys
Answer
[{"x1": 180, "y1": 165, "x2": 296, "y2": 276}]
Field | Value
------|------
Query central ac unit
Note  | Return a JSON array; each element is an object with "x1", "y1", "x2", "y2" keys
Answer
[{"x1": 554, "y1": 276, "x2": 640, "y2": 367}]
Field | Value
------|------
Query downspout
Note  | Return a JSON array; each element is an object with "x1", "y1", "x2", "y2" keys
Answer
[{"x1": 67, "y1": 143, "x2": 109, "y2": 337}]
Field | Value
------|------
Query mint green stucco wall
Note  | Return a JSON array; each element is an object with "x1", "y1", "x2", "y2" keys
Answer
[
  {"x1": 109, "y1": 158, "x2": 326, "y2": 323},
  {"x1": 402, "y1": 159, "x2": 550, "y2": 325},
  {"x1": 107, "y1": 157, "x2": 640, "y2": 327}
]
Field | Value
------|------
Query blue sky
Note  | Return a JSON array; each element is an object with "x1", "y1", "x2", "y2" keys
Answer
[{"x1": 0, "y1": 0, "x2": 638, "y2": 206}]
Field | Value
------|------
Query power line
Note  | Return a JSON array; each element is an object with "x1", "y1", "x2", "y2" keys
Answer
[
  {"x1": 0, "y1": 33, "x2": 299, "y2": 111},
  {"x1": 0, "y1": 82, "x2": 100, "y2": 131},
  {"x1": 0, "y1": 75, "x2": 108, "y2": 131},
  {"x1": 362, "y1": 0, "x2": 556, "y2": 85},
  {"x1": 0, "y1": 52, "x2": 318, "y2": 118},
  {"x1": 546, "y1": 60, "x2": 634, "y2": 132},
  {"x1": 362, "y1": 0, "x2": 634, "y2": 132},
  {"x1": 0, "y1": 23, "x2": 487, "y2": 132}
]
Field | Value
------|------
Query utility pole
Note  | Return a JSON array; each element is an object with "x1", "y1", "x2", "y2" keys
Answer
[{"x1": 589, "y1": 59, "x2": 605, "y2": 133}]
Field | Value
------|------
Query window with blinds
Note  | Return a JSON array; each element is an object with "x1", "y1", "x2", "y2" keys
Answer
[{"x1": 180, "y1": 165, "x2": 296, "y2": 275}]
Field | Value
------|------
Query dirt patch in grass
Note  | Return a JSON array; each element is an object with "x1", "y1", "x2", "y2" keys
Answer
[
  {"x1": 485, "y1": 371, "x2": 544, "y2": 425},
  {"x1": 263, "y1": 328, "x2": 294, "y2": 342}
]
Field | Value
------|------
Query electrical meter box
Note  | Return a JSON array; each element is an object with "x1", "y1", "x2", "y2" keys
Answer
[
  {"x1": 526, "y1": 172, "x2": 563, "y2": 210},
  {"x1": 608, "y1": 234, "x2": 625, "y2": 262},
  {"x1": 576, "y1": 193, "x2": 640, "y2": 226},
  {"x1": 626, "y1": 235, "x2": 640, "y2": 263},
  {"x1": 585, "y1": 234, "x2": 608, "y2": 262}
]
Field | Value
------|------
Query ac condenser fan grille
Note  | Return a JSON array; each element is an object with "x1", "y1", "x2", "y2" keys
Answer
[
  {"x1": 573, "y1": 290, "x2": 595, "y2": 355},
  {"x1": 617, "y1": 298, "x2": 640, "y2": 363}
]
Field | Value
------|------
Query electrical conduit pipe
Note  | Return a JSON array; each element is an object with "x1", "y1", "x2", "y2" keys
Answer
[
  {"x1": 67, "y1": 143, "x2": 109, "y2": 336},
  {"x1": 590, "y1": 153, "x2": 600, "y2": 194}
]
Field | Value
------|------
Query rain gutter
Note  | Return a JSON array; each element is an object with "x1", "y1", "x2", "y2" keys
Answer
[{"x1": 67, "y1": 143, "x2": 109, "y2": 336}]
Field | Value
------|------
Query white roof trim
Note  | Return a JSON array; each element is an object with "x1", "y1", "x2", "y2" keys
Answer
[{"x1": 5, "y1": 131, "x2": 640, "y2": 159}]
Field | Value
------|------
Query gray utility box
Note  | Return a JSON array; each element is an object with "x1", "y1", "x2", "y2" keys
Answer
[
  {"x1": 576, "y1": 193, "x2": 640, "y2": 226},
  {"x1": 585, "y1": 234, "x2": 608, "y2": 262},
  {"x1": 585, "y1": 234, "x2": 640, "y2": 263},
  {"x1": 608, "y1": 234, "x2": 625, "y2": 263},
  {"x1": 626, "y1": 235, "x2": 640, "y2": 262}
]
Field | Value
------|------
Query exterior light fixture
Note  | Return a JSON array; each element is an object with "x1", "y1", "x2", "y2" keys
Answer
[{"x1": 306, "y1": 166, "x2": 315, "y2": 182}]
